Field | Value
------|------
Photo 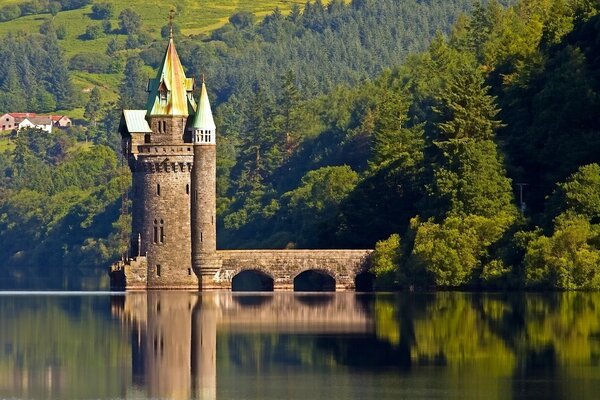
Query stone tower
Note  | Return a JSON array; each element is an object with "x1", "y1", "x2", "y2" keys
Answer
[
  {"x1": 117, "y1": 33, "x2": 200, "y2": 289},
  {"x1": 191, "y1": 79, "x2": 220, "y2": 284}
]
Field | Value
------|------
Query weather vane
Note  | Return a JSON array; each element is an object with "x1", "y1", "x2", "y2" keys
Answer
[{"x1": 168, "y1": 8, "x2": 175, "y2": 39}]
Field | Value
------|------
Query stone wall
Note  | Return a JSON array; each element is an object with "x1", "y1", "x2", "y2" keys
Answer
[{"x1": 134, "y1": 146, "x2": 198, "y2": 289}]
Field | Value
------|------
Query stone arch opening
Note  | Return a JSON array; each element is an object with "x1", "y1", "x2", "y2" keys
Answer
[
  {"x1": 231, "y1": 270, "x2": 274, "y2": 292},
  {"x1": 294, "y1": 270, "x2": 336, "y2": 292},
  {"x1": 355, "y1": 271, "x2": 376, "y2": 292}
]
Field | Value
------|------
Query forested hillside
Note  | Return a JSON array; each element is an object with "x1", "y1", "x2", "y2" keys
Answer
[{"x1": 1, "y1": 0, "x2": 599, "y2": 290}]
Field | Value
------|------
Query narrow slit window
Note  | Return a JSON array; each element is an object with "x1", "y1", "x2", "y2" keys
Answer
[
  {"x1": 186, "y1": 184, "x2": 189, "y2": 195},
  {"x1": 159, "y1": 219, "x2": 164, "y2": 243},
  {"x1": 157, "y1": 183, "x2": 161, "y2": 196},
  {"x1": 156, "y1": 264, "x2": 161, "y2": 277},
  {"x1": 200, "y1": 232, "x2": 203, "y2": 242},
  {"x1": 153, "y1": 219, "x2": 158, "y2": 244}
]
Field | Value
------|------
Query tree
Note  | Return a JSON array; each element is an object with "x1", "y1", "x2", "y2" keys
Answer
[
  {"x1": 371, "y1": 234, "x2": 402, "y2": 289},
  {"x1": 84, "y1": 24, "x2": 104, "y2": 40},
  {"x1": 118, "y1": 8, "x2": 141, "y2": 35},
  {"x1": 370, "y1": 89, "x2": 424, "y2": 171},
  {"x1": 160, "y1": 23, "x2": 181, "y2": 38},
  {"x1": 84, "y1": 87, "x2": 102, "y2": 126},
  {"x1": 91, "y1": 2, "x2": 113, "y2": 20},
  {"x1": 119, "y1": 57, "x2": 147, "y2": 109},
  {"x1": 229, "y1": 11, "x2": 256, "y2": 29}
]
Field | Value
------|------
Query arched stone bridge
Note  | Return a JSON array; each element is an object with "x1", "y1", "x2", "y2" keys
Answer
[
  {"x1": 111, "y1": 249, "x2": 373, "y2": 291},
  {"x1": 209, "y1": 249, "x2": 373, "y2": 291}
]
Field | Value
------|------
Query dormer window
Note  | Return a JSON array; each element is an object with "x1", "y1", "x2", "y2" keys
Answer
[{"x1": 158, "y1": 81, "x2": 168, "y2": 103}]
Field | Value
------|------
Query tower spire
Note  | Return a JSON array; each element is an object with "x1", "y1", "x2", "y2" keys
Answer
[
  {"x1": 145, "y1": 13, "x2": 195, "y2": 117},
  {"x1": 192, "y1": 79, "x2": 216, "y2": 144}
]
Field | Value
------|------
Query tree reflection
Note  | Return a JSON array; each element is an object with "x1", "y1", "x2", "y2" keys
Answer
[{"x1": 2, "y1": 292, "x2": 600, "y2": 399}]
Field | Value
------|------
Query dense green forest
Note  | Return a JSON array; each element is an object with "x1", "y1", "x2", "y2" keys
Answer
[{"x1": 1, "y1": 0, "x2": 599, "y2": 290}]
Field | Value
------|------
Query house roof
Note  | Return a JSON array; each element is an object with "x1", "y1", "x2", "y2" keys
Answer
[
  {"x1": 123, "y1": 110, "x2": 152, "y2": 133},
  {"x1": 24, "y1": 116, "x2": 53, "y2": 125},
  {"x1": 11, "y1": 113, "x2": 37, "y2": 118}
]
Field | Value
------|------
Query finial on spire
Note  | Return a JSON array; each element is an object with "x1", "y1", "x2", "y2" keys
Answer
[
  {"x1": 168, "y1": 9, "x2": 175, "y2": 39},
  {"x1": 201, "y1": 72, "x2": 205, "y2": 84}
]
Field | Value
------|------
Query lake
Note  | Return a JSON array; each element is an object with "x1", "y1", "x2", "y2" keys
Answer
[{"x1": 0, "y1": 291, "x2": 599, "y2": 399}]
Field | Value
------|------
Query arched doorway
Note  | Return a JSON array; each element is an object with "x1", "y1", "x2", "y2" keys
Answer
[
  {"x1": 293, "y1": 270, "x2": 335, "y2": 292},
  {"x1": 355, "y1": 272, "x2": 376, "y2": 292},
  {"x1": 231, "y1": 270, "x2": 274, "y2": 292}
]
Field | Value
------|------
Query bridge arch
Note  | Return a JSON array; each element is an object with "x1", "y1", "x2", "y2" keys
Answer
[
  {"x1": 231, "y1": 269, "x2": 274, "y2": 292},
  {"x1": 293, "y1": 269, "x2": 336, "y2": 292}
]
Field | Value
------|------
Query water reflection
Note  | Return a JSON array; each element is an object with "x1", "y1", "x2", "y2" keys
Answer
[{"x1": 1, "y1": 292, "x2": 600, "y2": 399}]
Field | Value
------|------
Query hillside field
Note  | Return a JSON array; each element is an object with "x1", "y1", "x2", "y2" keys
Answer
[{"x1": 0, "y1": 0, "x2": 332, "y2": 115}]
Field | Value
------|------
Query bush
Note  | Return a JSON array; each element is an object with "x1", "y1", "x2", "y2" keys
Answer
[
  {"x1": 524, "y1": 215, "x2": 600, "y2": 289},
  {"x1": 371, "y1": 234, "x2": 402, "y2": 290},
  {"x1": 118, "y1": 8, "x2": 141, "y2": 35},
  {"x1": 90, "y1": 2, "x2": 113, "y2": 20},
  {"x1": 56, "y1": 25, "x2": 67, "y2": 39},
  {"x1": 59, "y1": 0, "x2": 90, "y2": 11},
  {"x1": 69, "y1": 52, "x2": 112, "y2": 73},
  {"x1": 0, "y1": 4, "x2": 22, "y2": 21},
  {"x1": 83, "y1": 24, "x2": 104, "y2": 40},
  {"x1": 160, "y1": 23, "x2": 181, "y2": 38},
  {"x1": 229, "y1": 11, "x2": 256, "y2": 29}
]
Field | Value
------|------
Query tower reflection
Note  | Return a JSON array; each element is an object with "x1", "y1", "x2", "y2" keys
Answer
[{"x1": 114, "y1": 292, "x2": 374, "y2": 400}]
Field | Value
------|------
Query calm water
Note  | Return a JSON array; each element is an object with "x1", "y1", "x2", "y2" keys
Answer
[{"x1": 1, "y1": 292, "x2": 599, "y2": 400}]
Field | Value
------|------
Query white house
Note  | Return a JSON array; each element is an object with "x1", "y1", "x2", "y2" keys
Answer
[{"x1": 18, "y1": 116, "x2": 53, "y2": 133}]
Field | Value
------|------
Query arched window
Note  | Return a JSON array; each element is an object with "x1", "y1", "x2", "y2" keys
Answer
[{"x1": 159, "y1": 219, "x2": 165, "y2": 243}]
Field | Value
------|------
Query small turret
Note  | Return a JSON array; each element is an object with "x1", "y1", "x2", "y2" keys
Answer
[
  {"x1": 192, "y1": 79, "x2": 216, "y2": 145},
  {"x1": 191, "y1": 79, "x2": 219, "y2": 284}
]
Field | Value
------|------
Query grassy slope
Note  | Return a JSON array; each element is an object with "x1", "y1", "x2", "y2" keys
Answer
[{"x1": 0, "y1": 0, "x2": 324, "y2": 115}]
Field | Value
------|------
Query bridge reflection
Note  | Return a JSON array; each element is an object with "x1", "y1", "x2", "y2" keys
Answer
[{"x1": 112, "y1": 292, "x2": 374, "y2": 400}]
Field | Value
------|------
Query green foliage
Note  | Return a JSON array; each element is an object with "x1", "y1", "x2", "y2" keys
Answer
[
  {"x1": 91, "y1": 2, "x2": 114, "y2": 20},
  {"x1": 84, "y1": 87, "x2": 102, "y2": 125},
  {"x1": 118, "y1": 8, "x2": 142, "y2": 35},
  {"x1": 371, "y1": 234, "x2": 402, "y2": 290},
  {"x1": 524, "y1": 214, "x2": 600, "y2": 289},
  {"x1": 548, "y1": 164, "x2": 600, "y2": 222},
  {"x1": 83, "y1": 24, "x2": 104, "y2": 40},
  {"x1": 410, "y1": 213, "x2": 515, "y2": 287}
]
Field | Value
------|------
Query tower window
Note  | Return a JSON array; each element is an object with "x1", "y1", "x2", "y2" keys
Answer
[
  {"x1": 186, "y1": 184, "x2": 189, "y2": 195},
  {"x1": 156, "y1": 264, "x2": 161, "y2": 277},
  {"x1": 188, "y1": 268, "x2": 192, "y2": 276},
  {"x1": 159, "y1": 219, "x2": 165, "y2": 243},
  {"x1": 153, "y1": 219, "x2": 164, "y2": 244},
  {"x1": 157, "y1": 183, "x2": 161, "y2": 196},
  {"x1": 200, "y1": 232, "x2": 203, "y2": 243},
  {"x1": 162, "y1": 121, "x2": 167, "y2": 133},
  {"x1": 153, "y1": 219, "x2": 158, "y2": 243}
]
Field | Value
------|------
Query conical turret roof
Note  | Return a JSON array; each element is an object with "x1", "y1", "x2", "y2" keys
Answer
[
  {"x1": 192, "y1": 80, "x2": 216, "y2": 131},
  {"x1": 146, "y1": 36, "x2": 195, "y2": 116}
]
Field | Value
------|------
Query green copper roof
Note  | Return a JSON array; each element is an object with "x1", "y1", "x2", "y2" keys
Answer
[
  {"x1": 146, "y1": 37, "x2": 196, "y2": 117},
  {"x1": 123, "y1": 110, "x2": 152, "y2": 133},
  {"x1": 192, "y1": 81, "x2": 216, "y2": 131}
]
